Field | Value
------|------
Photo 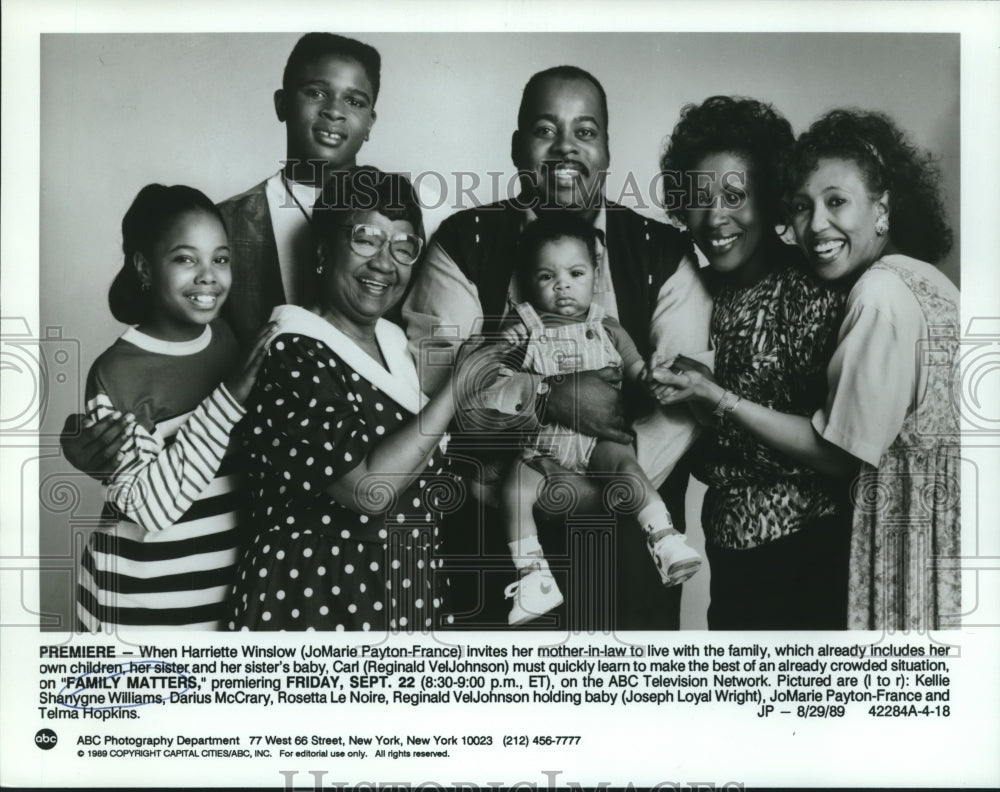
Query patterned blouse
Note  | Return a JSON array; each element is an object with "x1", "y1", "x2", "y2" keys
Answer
[{"x1": 696, "y1": 240, "x2": 848, "y2": 549}]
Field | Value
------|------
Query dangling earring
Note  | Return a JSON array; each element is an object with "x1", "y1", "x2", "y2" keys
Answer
[
  {"x1": 315, "y1": 263, "x2": 324, "y2": 275},
  {"x1": 875, "y1": 214, "x2": 890, "y2": 237}
]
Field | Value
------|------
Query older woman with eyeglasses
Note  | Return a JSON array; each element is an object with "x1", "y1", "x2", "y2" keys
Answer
[{"x1": 229, "y1": 166, "x2": 460, "y2": 632}]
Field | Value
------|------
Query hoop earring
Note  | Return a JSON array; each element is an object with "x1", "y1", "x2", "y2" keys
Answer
[{"x1": 875, "y1": 214, "x2": 890, "y2": 237}]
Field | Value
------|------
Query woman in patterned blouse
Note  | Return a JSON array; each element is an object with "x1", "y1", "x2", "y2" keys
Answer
[
  {"x1": 656, "y1": 110, "x2": 959, "y2": 631},
  {"x1": 656, "y1": 96, "x2": 852, "y2": 629}
]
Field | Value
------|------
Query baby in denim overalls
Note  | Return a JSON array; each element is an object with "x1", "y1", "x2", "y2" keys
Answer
[{"x1": 499, "y1": 215, "x2": 701, "y2": 625}]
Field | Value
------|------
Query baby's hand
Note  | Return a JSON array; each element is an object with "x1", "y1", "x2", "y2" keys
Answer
[
  {"x1": 225, "y1": 321, "x2": 279, "y2": 404},
  {"x1": 500, "y1": 321, "x2": 528, "y2": 346}
]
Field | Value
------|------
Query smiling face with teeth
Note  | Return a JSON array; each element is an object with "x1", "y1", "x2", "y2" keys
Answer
[
  {"x1": 790, "y1": 157, "x2": 891, "y2": 282},
  {"x1": 512, "y1": 75, "x2": 610, "y2": 219},
  {"x1": 685, "y1": 151, "x2": 767, "y2": 283},
  {"x1": 275, "y1": 54, "x2": 376, "y2": 185},
  {"x1": 316, "y1": 210, "x2": 414, "y2": 336},
  {"x1": 135, "y1": 210, "x2": 231, "y2": 342}
]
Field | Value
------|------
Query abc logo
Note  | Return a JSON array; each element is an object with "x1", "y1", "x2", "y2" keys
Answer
[{"x1": 35, "y1": 729, "x2": 58, "y2": 750}]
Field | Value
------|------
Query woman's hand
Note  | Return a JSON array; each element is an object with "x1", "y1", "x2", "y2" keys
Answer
[
  {"x1": 647, "y1": 354, "x2": 725, "y2": 408},
  {"x1": 500, "y1": 321, "x2": 528, "y2": 346},
  {"x1": 225, "y1": 322, "x2": 279, "y2": 404}
]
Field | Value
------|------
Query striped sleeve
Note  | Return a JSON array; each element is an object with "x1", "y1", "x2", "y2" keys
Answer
[{"x1": 88, "y1": 385, "x2": 246, "y2": 534}]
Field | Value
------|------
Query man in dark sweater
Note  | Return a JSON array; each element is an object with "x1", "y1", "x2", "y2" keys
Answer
[{"x1": 403, "y1": 66, "x2": 712, "y2": 631}]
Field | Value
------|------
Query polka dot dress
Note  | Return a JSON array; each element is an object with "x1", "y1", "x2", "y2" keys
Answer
[{"x1": 228, "y1": 334, "x2": 452, "y2": 632}]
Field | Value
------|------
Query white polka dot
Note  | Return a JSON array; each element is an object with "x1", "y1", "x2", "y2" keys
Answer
[
  {"x1": 332, "y1": 586, "x2": 341, "y2": 595},
  {"x1": 415, "y1": 599, "x2": 424, "y2": 609},
  {"x1": 344, "y1": 452, "x2": 352, "y2": 462},
  {"x1": 370, "y1": 561, "x2": 379, "y2": 572},
  {"x1": 277, "y1": 590, "x2": 286, "y2": 600},
  {"x1": 262, "y1": 611, "x2": 271, "y2": 621},
  {"x1": 286, "y1": 515, "x2": 295, "y2": 524},
  {"x1": 262, "y1": 545, "x2": 270, "y2": 554},
  {"x1": 402, "y1": 578, "x2": 411, "y2": 589},
  {"x1": 331, "y1": 546, "x2": 340, "y2": 556},
  {"x1": 303, "y1": 482, "x2": 311, "y2": 491},
  {"x1": 317, "y1": 566, "x2": 326, "y2": 576},
  {"x1": 290, "y1": 569, "x2": 299, "y2": 579},
  {"x1": 306, "y1": 457, "x2": 314, "y2": 466},
  {"x1": 375, "y1": 403, "x2": 384, "y2": 411},
  {"x1": 417, "y1": 559, "x2": 425, "y2": 569},
  {"x1": 351, "y1": 373, "x2": 360, "y2": 381},
  {"x1": 336, "y1": 624, "x2": 345, "y2": 632},
  {"x1": 348, "y1": 604, "x2": 358, "y2": 614},
  {"x1": 399, "y1": 616, "x2": 408, "y2": 626},
  {"x1": 391, "y1": 559, "x2": 401, "y2": 570},
  {"x1": 379, "y1": 529, "x2": 388, "y2": 539},
  {"x1": 321, "y1": 515, "x2": 331, "y2": 525},
  {"x1": 412, "y1": 528, "x2": 420, "y2": 537},
  {"x1": 303, "y1": 548, "x2": 313, "y2": 558},
  {"x1": 320, "y1": 605, "x2": 329, "y2": 616},
  {"x1": 325, "y1": 466, "x2": 333, "y2": 475},
  {"x1": 341, "y1": 530, "x2": 351, "y2": 539},
  {"x1": 359, "y1": 582, "x2": 367, "y2": 593},
  {"x1": 375, "y1": 426, "x2": 385, "y2": 435},
  {"x1": 304, "y1": 587, "x2": 313, "y2": 597},
  {"x1": 291, "y1": 608, "x2": 300, "y2": 618},
  {"x1": 363, "y1": 622, "x2": 371, "y2": 631},
  {"x1": 373, "y1": 601, "x2": 383, "y2": 611},
  {"x1": 258, "y1": 568, "x2": 267, "y2": 578},
  {"x1": 275, "y1": 341, "x2": 285, "y2": 351},
  {"x1": 345, "y1": 564, "x2": 354, "y2": 574},
  {"x1": 397, "y1": 514, "x2": 406, "y2": 524},
  {"x1": 359, "y1": 515, "x2": 369, "y2": 524}
]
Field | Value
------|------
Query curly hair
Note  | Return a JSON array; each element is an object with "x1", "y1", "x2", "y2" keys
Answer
[
  {"x1": 312, "y1": 165, "x2": 425, "y2": 250},
  {"x1": 660, "y1": 95, "x2": 794, "y2": 226},
  {"x1": 515, "y1": 212, "x2": 600, "y2": 298},
  {"x1": 784, "y1": 109, "x2": 953, "y2": 263}
]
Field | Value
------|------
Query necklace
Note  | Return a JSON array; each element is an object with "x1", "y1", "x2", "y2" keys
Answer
[
  {"x1": 317, "y1": 308, "x2": 377, "y2": 343},
  {"x1": 281, "y1": 172, "x2": 315, "y2": 226}
]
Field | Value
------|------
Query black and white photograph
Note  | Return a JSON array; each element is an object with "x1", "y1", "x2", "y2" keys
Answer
[{"x1": 1, "y1": 1, "x2": 998, "y2": 789}]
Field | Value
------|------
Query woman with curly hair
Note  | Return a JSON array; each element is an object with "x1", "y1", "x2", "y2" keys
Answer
[
  {"x1": 658, "y1": 96, "x2": 851, "y2": 629},
  {"x1": 656, "y1": 109, "x2": 960, "y2": 631}
]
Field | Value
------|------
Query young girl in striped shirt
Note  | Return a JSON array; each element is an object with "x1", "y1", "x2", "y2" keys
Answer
[{"x1": 77, "y1": 184, "x2": 274, "y2": 631}]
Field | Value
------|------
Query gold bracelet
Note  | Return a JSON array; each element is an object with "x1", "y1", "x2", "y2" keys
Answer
[{"x1": 712, "y1": 389, "x2": 742, "y2": 419}]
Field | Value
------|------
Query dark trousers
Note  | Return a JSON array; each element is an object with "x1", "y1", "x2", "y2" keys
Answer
[
  {"x1": 705, "y1": 512, "x2": 852, "y2": 631},
  {"x1": 440, "y1": 454, "x2": 691, "y2": 631}
]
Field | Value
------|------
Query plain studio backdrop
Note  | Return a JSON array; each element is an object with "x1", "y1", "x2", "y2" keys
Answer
[{"x1": 36, "y1": 32, "x2": 959, "y2": 630}]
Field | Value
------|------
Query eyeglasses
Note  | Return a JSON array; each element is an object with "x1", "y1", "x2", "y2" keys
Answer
[{"x1": 339, "y1": 224, "x2": 423, "y2": 267}]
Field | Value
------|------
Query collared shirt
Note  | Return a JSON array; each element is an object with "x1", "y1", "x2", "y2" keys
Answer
[{"x1": 264, "y1": 171, "x2": 321, "y2": 306}]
